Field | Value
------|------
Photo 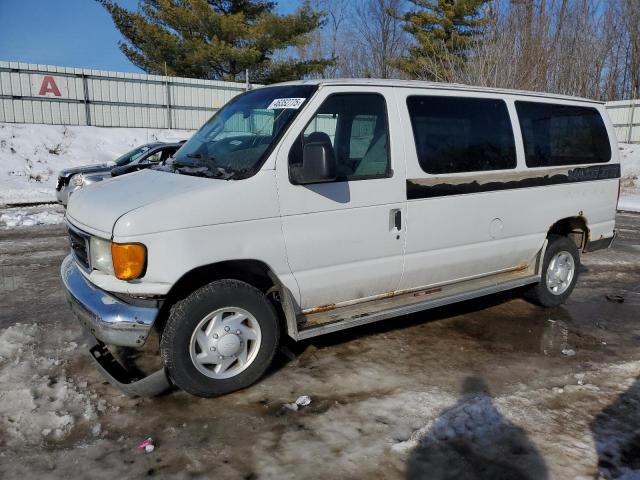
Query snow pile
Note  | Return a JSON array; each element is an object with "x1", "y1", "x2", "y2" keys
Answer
[
  {"x1": 0, "y1": 122, "x2": 193, "y2": 205},
  {"x1": 618, "y1": 143, "x2": 640, "y2": 213},
  {"x1": 0, "y1": 323, "x2": 97, "y2": 447},
  {"x1": 0, "y1": 204, "x2": 65, "y2": 228}
]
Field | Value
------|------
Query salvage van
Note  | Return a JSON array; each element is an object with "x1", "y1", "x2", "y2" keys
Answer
[{"x1": 61, "y1": 80, "x2": 620, "y2": 397}]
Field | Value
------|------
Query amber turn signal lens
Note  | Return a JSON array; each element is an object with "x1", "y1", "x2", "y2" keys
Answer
[{"x1": 111, "y1": 243, "x2": 146, "y2": 280}]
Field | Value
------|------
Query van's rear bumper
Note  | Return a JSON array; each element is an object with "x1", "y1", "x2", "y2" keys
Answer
[
  {"x1": 584, "y1": 231, "x2": 616, "y2": 252},
  {"x1": 60, "y1": 254, "x2": 157, "y2": 348}
]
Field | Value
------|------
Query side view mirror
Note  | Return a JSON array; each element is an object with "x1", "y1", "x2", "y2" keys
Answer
[{"x1": 291, "y1": 142, "x2": 337, "y2": 184}]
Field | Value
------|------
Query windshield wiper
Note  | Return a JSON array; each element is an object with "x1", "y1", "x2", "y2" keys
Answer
[
  {"x1": 225, "y1": 167, "x2": 255, "y2": 180},
  {"x1": 155, "y1": 155, "x2": 243, "y2": 180},
  {"x1": 173, "y1": 163, "x2": 233, "y2": 179}
]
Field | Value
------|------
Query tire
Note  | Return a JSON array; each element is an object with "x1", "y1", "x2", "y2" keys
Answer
[
  {"x1": 524, "y1": 234, "x2": 580, "y2": 307},
  {"x1": 160, "y1": 279, "x2": 280, "y2": 397}
]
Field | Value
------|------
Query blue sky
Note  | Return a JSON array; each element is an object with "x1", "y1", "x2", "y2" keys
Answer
[{"x1": 0, "y1": 0, "x2": 299, "y2": 73}]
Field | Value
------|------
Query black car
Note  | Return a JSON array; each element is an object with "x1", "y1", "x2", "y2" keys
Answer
[
  {"x1": 110, "y1": 141, "x2": 186, "y2": 177},
  {"x1": 56, "y1": 141, "x2": 186, "y2": 206}
]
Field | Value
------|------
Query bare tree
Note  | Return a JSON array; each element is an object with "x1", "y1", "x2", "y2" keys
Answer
[
  {"x1": 445, "y1": 0, "x2": 638, "y2": 101},
  {"x1": 350, "y1": 0, "x2": 408, "y2": 78},
  {"x1": 288, "y1": 0, "x2": 638, "y2": 101}
]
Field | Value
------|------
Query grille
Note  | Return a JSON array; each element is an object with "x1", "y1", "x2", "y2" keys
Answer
[{"x1": 68, "y1": 227, "x2": 90, "y2": 270}]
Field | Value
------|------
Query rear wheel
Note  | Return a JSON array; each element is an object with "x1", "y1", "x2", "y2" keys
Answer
[
  {"x1": 161, "y1": 279, "x2": 280, "y2": 397},
  {"x1": 525, "y1": 234, "x2": 580, "y2": 307}
]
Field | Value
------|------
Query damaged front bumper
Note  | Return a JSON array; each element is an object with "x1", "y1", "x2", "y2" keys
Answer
[
  {"x1": 61, "y1": 255, "x2": 170, "y2": 396},
  {"x1": 61, "y1": 254, "x2": 157, "y2": 347}
]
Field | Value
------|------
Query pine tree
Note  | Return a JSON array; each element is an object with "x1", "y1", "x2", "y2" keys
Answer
[
  {"x1": 396, "y1": 0, "x2": 489, "y2": 81},
  {"x1": 98, "y1": 0, "x2": 332, "y2": 83}
]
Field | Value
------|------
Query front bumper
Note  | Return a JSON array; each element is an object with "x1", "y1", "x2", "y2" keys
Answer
[{"x1": 60, "y1": 254, "x2": 158, "y2": 348}]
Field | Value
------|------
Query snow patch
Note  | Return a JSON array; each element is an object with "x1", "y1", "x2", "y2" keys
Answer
[
  {"x1": 619, "y1": 143, "x2": 640, "y2": 213},
  {"x1": 0, "y1": 323, "x2": 97, "y2": 447},
  {"x1": 0, "y1": 122, "x2": 193, "y2": 205},
  {"x1": 0, "y1": 204, "x2": 65, "y2": 228}
]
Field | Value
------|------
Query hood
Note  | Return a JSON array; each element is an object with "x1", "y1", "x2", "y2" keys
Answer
[
  {"x1": 65, "y1": 168, "x2": 279, "y2": 238},
  {"x1": 59, "y1": 162, "x2": 115, "y2": 178}
]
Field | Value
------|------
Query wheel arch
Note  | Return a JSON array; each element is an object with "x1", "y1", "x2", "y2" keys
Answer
[
  {"x1": 547, "y1": 216, "x2": 590, "y2": 251},
  {"x1": 155, "y1": 259, "x2": 298, "y2": 340}
]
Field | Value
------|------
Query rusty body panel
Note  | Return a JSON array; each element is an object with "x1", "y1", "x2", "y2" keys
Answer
[
  {"x1": 299, "y1": 260, "x2": 540, "y2": 318},
  {"x1": 297, "y1": 264, "x2": 542, "y2": 339},
  {"x1": 305, "y1": 303, "x2": 337, "y2": 314}
]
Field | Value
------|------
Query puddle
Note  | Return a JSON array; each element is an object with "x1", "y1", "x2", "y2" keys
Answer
[{"x1": 448, "y1": 305, "x2": 602, "y2": 356}]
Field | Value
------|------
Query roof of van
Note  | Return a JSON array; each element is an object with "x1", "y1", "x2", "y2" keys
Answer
[{"x1": 270, "y1": 78, "x2": 604, "y2": 105}]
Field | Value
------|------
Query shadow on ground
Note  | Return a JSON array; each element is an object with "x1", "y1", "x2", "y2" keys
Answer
[
  {"x1": 591, "y1": 376, "x2": 640, "y2": 479},
  {"x1": 406, "y1": 376, "x2": 548, "y2": 480}
]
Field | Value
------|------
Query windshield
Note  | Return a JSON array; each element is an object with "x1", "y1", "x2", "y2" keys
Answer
[
  {"x1": 114, "y1": 145, "x2": 153, "y2": 166},
  {"x1": 161, "y1": 85, "x2": 317, "y2": 180}
]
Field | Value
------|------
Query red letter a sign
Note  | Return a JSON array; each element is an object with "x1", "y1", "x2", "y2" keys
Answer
[{"x1": 38, "y1": 76, "x2": 62, "y2": 96}]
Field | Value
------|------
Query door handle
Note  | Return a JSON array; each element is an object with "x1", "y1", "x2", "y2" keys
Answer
[{"x1": 393, "y1": 209, "x2": 402, "y2": 231}]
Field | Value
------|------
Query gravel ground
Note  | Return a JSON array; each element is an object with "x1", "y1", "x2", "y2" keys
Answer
[{"x1": 0, "y1": 210, "x2": 639, "y2": 479}]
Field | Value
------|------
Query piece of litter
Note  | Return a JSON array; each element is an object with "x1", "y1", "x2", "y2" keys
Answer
[
  {"x1": 562, "y1": 348, "x2": 576, "y2": 356},
  {"x1": 138, "y1": 437, "x2": 155, "y2": 453},
  {"x1": 283, "y1": 395, "x2": 312, "y2": 412},
  {"x1": 296, "y1": 395, "x2": 312, "y2": 407}
]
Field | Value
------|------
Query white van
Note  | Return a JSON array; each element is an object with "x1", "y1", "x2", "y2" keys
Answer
[{"x1": 61, "y1": 80, "x2": 619, "y2": 397}]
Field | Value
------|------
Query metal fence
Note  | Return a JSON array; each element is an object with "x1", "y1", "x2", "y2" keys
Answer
[
  {"x1": 1, "y1": 61, "x2": 638, "y2": 143},
  {"x1": 0, "y1": 61, "x2": 257, "y2": 130},
  {"x1": 605, "y1": 99, "x2": 639, "y2": 143}
]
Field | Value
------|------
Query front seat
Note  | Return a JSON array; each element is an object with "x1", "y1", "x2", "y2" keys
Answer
[{"x1": 353, "y1": 120, "x2": 388, "y2": 177}]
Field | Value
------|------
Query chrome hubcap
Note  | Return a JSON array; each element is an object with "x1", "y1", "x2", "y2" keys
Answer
[
  {"x1": 546, "y1": 251, "x2": 575, "y2": 295},
  {"x1": 189, "y1": 307, "x2": 261, "y2": 379}
]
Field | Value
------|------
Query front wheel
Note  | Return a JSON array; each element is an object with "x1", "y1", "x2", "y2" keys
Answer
[
  {"x1": 525, "y1": 234, "x2": 580, "y2": 307},
  {"x1": 161, "y1": 279, "x2": 280, "y2": 397}
]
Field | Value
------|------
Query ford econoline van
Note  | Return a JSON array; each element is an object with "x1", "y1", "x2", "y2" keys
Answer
[{"x1": 61, "y1": 80, "x2": 619, "y2": 397}]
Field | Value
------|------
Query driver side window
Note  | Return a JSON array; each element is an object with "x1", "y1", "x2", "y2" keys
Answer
[{"x1": 288, "y1": 93, "x2": 391, "y2": 181}]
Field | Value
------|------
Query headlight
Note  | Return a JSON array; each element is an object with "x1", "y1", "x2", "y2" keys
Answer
[
  {"x1": 90, "y1": 237, "x2": 114, "y2": 274},
  {"x1": 111, "y1": 243, "x2": 147, "y2": 280},
  {"x1": 71, "y1": 174, "x2": 84, "y2": 187}
]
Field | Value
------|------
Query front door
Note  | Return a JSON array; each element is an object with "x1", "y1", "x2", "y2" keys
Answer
[{"x1": 275, "y1": 87, "x2": 406, "y2": 311}]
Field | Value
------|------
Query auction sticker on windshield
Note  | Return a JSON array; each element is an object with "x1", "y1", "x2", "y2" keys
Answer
[{"x1": 267, "y1": 98, "x2": 306, "y2": 109}]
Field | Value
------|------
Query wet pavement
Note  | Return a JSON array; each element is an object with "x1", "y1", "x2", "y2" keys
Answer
[{"x1": 0, "y1": 211, "x2": 639, "y2": 479}]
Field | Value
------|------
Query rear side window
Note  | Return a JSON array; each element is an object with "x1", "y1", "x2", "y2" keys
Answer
[
  {"x1": 515, "y1": 101, "x2": 611, "y2": 167},
  {"x1": 406, "y1": 96, "x2": 516, "y2": 174}
]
